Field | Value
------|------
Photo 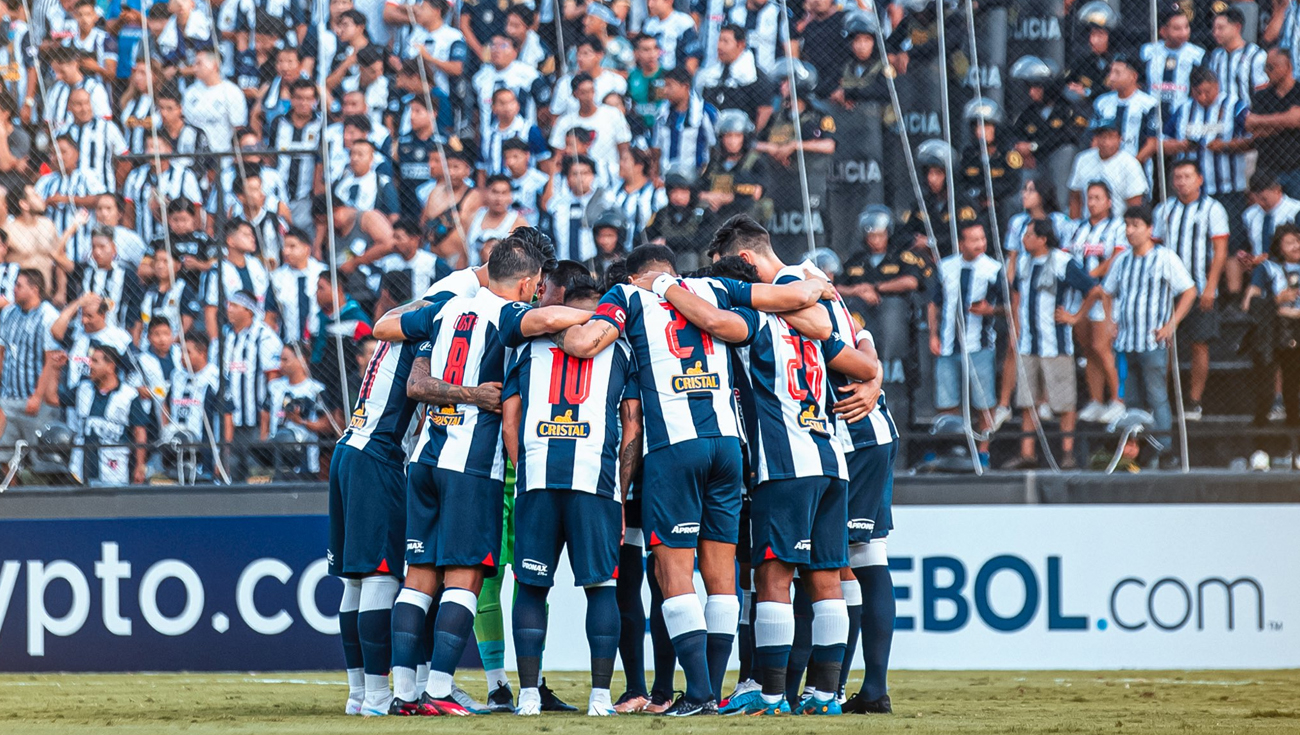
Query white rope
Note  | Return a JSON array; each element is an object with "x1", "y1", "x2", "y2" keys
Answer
[
  {"x1": 777, "y1": 1, "x2": 817, "y2": 259},
  {"x1": 868, "y1": 5, "x2": 982, "y2": 472},
  {"x1": 0, "y1": 441, "x2": 26, "y2": 491},
  {"x1": 961, "y1": 0, "x2": 1058, "y2": 471}
]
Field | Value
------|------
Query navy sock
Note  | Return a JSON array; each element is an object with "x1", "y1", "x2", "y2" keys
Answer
[
  {"x1": 646, "y1": 554, "x2": 676, "y2": 698},
  {"x1": 390, "y1": 597, "x2": 426, "y2": 675},
  {"x1": 855, "y1": 565, "x2": 895, "y2": 701},
  {"x1": 428, "y1": 588, "x2": 477, "y2": 693},
  {"x1": 785, "y1": 586, "x2": 814, "y2": 703},
  {"x1": 513, "y1": 582, "x2": 548, "y2": 689},
  {"x1": 420, "y1": 590, "x2": 438, "y2": 668},
  {"x1": 738, "y1": 588, "x2": 756, "y2": 682},
  {"x1": 670, "y1": 629, "x2": 711, "y2": 703},
  {"x1": 615, "y1": 543, "x2": 648, "y2": 696},
  {"x1": 340, "y1": 608, "x2": 363, "y2": 672},
  {"x1": 585, "y1": 585, "x2": 620, "y2": 691},
  {"x1": 359, "y1": 607, "x2": 393, "y2": 678}
]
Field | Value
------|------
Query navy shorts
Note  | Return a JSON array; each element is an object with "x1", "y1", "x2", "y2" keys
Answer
[
  {"x1": 736, "y1": 496, "x2": 753, "y2": 566},
  {"x1": 750, "y1": 475, "x2": 849, "y2": 570},
  {"x1": 642, "y1": 437, "x2": 744, "y2": 548},
  {"x1": 328, "y1": 445, "x2": 406, "y2": 578},
  {"x1": 514, "y1": 489, "x2": 622, "y2": 587},
  {"x1": 406, "y1": 463, "x2": 505, "y2": 569},
  {"x1": 846, "y1": 443, "x2": 896, "y2": 544}
]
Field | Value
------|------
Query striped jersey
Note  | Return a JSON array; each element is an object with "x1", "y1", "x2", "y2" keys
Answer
[
  {"x1": 1140, "y1": 41, "x2": 1205, "y2": 119},
  {"x1": 204, "y1": 258, "x2": 271, "y2": 311},
  {"x1": 62, "y1": 379, "x2": 149, "y2": 486},
  {"x1": 139, "y1": 282, "x2": 202, "y2": 348},
  {"x1": 1208, "y1": 43, "x2": 1268, "y2": 113},
  {"x1": 1013, "y1": 249, "x2": 1096, "y2": 358},
  {"x1": 652, "y1": 94, "x2": 719, "y2": 174},
  {"x1": 593, "y1": 278, "x2": 751, "y2": 453},
  {"x1": 932, "y1": 253, "x2": 1004, "y2": 356},
  {"x1": 35, "y1": 169, "x2": 103, "y2": 264},
  {"x1": 64, "y1": 118, "x2": 129, "y2": 192},
  {"x1": 1152, "y1": 194, "x2": 1230, "y2": 294},
  {"x1": 263, "y1": 376, "x2": 328, "y2": 474},
  {"x1": 1164, "y1": 94, "x2": 1249, "y2": 196},
  {"x1": 267, "y1": 259, "x2": 328, "y2": 345},
  {"x1": 42, "y1": 76, "x2": 111, "y2": 129},
  {"x1": 267, "y1": 113, "x2": 323, "y2": 202},
  {"x1": 166, "y1": 362, "x2": 229, "y2": 443},
  {"x1": 1251, "y1": 259, "x2": 1300, "y2": 308},
  {"x1": 122, "y1": 164, "x2": 205, "y2": 240},
  {"x1": 1243, "y1": 196, "x2": 1300, "y2": 257},
  {"x1": 1091, "y1": 89, "x2": 1160, "y2": 159},
  {"x1": 399, "y1": 289, "x2": 534, "y2": 479},
  {"x1": 1102, "y1": 246, "x2": 1196, "y2": 353},
  {"x1": 0, "y1": 301, "x2": 59, "y2": 399},
  {"x1": 614, "y1": 182, "x2": 668, "y2": 251},
  {"x1": 136, "y1": 344, "x2": 184, "y2": 407},
  {"x1": 221, "y1": 320, "x2": 284, "y2": 428},
  {"x1": 1066, "y1": 215, "x2": 1126, "y2": 316},
  {"x1": 79, "y1": 263, "x2": 144, "y2": 331},
  {"x1": 120, "y1": 93, "x2": 158, "y2": 154},
  {"x1": 505, "y1": 338, "x2": 636, "y2": 498},
  {"x1": 1003, "y1": 212, "x2": 1077, "y2": 254},
  {"x1": 0, "y1": 264, "x2": 18, "y2": 303}
]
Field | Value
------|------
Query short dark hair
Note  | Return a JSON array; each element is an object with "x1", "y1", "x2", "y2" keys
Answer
[
  {"x1": 357, "y1": 44, "x2": 385, "y2": 67},
  {"x1": 339, "y1": 9, "x2": 367, "y2": 27},
  {"x1": 719, "y1": 23, "x2": 746, "y2": 45},
  {"x1": 184, "y1": 329, "x2": 210, "y2": 351},
  {"x1": 488, "y1": 232, "x2": 547, "y2": 282},
  {"x1": 708, "y1": 255, "x2": 759, "y2": 283},
  {"x1": 1188, "y1": 65, "x2": 1218, "y2": 89},
  {"x1": 394, "y1": 217, "x2": 422, "y2": 238},
  {"x1": 16, "y1": 268, "x2": 44, "y2": 299},
  {"x1": 1085, "y1": 179, "x2": 1112, "y2": 200},
  {"x1": 342, "y1": 113, "x2": 372, "y2": 133},
  {"x1": 708, "y1": 214, "x2": 772, "y2": 258},
  {"x1": 167, "y1": 199, "x2": 194, "y2": 216},
  {"x1": 663, "y1": 67, "x2": 693, "y2": 86},
  {"x1": 426, "y1": 0, "x2": 450, "y2": 15},
  {"x1": 603, "y1": 259, "x2": 628, "y2": 291},
  {"x1": 571, "y1": 72, "x2": 595, "y2": 93},
  {"x1": 501, "y1": 137, "x2": 531, "y2": 154},
  {"x1": 484, "y1": 173, "x2": 512, "y2": 189},
  {"x1": 1270, "y1": 223, "x2": 1300, "y2": 262},
  {"x1": 1028, "y1": 218, "x2": 1059, "y2": 249},
  {"x1": 1249, "y1": 171, "x2": 1280, "y2": 194},
  {"x1": 1216, "y1": 7, "x2": 1245, "y2": 28},
  {"x1": 1123, "y1": 203, "x2": 1154, "y2": 226},
  {"x1": 156, "y1": 81, "x2": 182, "y2": 104},
  {"x1": 564, "y1": 284, "x2": 603, "y2": 305},
  {"x1": 147, "y1": 317, "x2": 174, "y2": 333},
  {"x1": 505, "y1": 4, "x2": 533, "y2": 25},
  {"x1": 626, "y1": 244, "x2": 677, "y2": 276},
  {"x1": 633, "y1": 33, "x2": 658, "y2": 48},
  {"x1": 958, "y1": 220, "x2": 987, "y2": 242},
  {"x1": 1171, "y1": 159, "x2": 1201, "y2": 177},
  {"x1": 576, "y1": 35, "x2": 604, "y2": 54},
  {"x1": 546, "y1": 260, "x2": 597, "y2": 293},
  {"x1": 561, "y1": 154, "x2": 597, "y2": 178},
  {"x1": 284, "y1": 226, "x2": 312, "y2": 245}
]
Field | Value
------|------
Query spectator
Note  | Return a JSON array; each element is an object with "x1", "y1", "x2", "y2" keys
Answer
[
  {"x1": 1241, "y1": 173, "x2": 1300, "y2": 284},
  {"x1": 471, "y1": 33, "x2": 549, "y2": 141},
  {"x1": 1096, "y1": 204, "x2": 1197, "y2": 465},
  {"x1": 155, "y1": 0, "x2": 212, "y2": 77},
  {"x1": 0, "y1": 269, "x2": 62, "y2": 463},
  {"x1": 374, "y1": 219, "x2": 447, "y2": 314},
  {"x1": 5, "y1": 184, "x2": 62, "y2": 304},
  {"x1": 94, "y1": 195, "x2": 148, "y2": 270},
  {"x1": 726, "y1": 0, "x2": 782, "y2": 76},
  {"x1": 324, "y1": 10, "x2": 375, "y2": 96},
  {"x1": 547, "y1": 154, "x2": 611, "y2": 262},
  {"x1": 462, "y1": 174, "x2": 527, "y2": 267},
  {"x1": 37, "y1": 134, "x2": 103, "y2": 271},
  {"x1": 154, "y1": 82, "x2": 211, "y2": 171},
  {"x1": 1246, "y1": 47, "x2": 1300, "y2": 197},
  {"x1": 59, "y1": 344, "x2": 149, "y2": 485},
  {"x1": 311, "y1": 271, "x2": 371, "y2": 417},
  {"x1": 63, "y1": 88, "x2": 129, "y2": 194},
  {"x1": 51, "y1": 292, "x2": 133, "y2": 402},
  {"x1": 67, "y1": 225, "x2": 145, "y2": 338},
  {"x1": 138, "y1": 244, "x2": 202, "y2": 347},
  {"x1": 135, "y1": 318, "x2": 183, "y2": 408},
  {"x1": 399, "y1": 0, "x2": 467, "y2": 98},
  {"x1": 155, "y1": 199, "x2": 218, "y2": 293},
  {"x1": 333, "y1": 140, "x2": 401, "y2": 222},
  {"x1": 1003, "y1": 218, "x2": 1097, "y2": 470},
  {"x1": 480, "y1": 88, "x2": 550, "y2": 177},
  {"x1": 628, "y1": 33, "x2": 664, "y2": 130},
  {"x1": 262, "y1": 345, "x2": 334, "y2": 479},
  {"x1": 501, "y1": 138, "x2": 550, "y2": 227},
  {"x1": 550, "y1": 73, "x2": 633, "y2": 188},
  {"x1": 1208, "y1": 7, "x2": 1268, "y2": 113},
  {"x1": 508, "y1": 6, "x2": 556, "y2": 74},
  {"x1": 1091, "y1": 56, "x2": 1160, "y2": 169},
  {"x1": 580, "y1": 3, "x2": 630, "y2": 74},
  {"x1": 267, "y1": 228, "x2": 328, "y2": 345},
  {"x1": 1242, "y1": 224, "x2": 1300, "y2": 432},
  {"x1": 43, "y1": 46, "x2": 111, "y2": 130},
  {"x1": 551, "y1": 35, "x2": 628, "y2": 119},
  {"x1": 165, "y1": 329, "x2": 233, "y2": 479},
  {"x1": 612, "y1": 146, "x2": 666, "y2": 251},
  {"x1": 928, "y1": 221, "x2": 1003, "y2": 462},
  {"x1": 1067, "y1": 180, "x2": 1127, "y2": 425},
  {"x1": 204, "y1": 219, "x2": 271, "y2": 337},
  {"x1": 419, "y1": 149, "x2": 479, "y2": 260},
  {"x1": 1141, "y1": 7, "x2": 1204, "y2": 121},
  {"x1": 1067, "y1": 119, "x2": 1148, "y2": 219},
  {"x1": 1152, "y1": 160, "x2": 1230, "y2": 421},
  {"x1": 257, "y1": 45, "x2": 307, "y2": 132},
  {"x1": 696, "y1": 24, "x2": 773, "y2": 133},
  {"x1": 642, "y1": 0, "x2": 699, "y2": 72},
  {"x1": 182, "y1": 50, "x2": 248, "y2": 154},
  {"x1": 266, "y1": 78, "x2": 323, "y2": 235},
  {"x1": 220, "y1": 289, "x2": 283, "y2": 482},
  {"x1": 122, "y1": 135, "x2": 204, "y2": 241}
]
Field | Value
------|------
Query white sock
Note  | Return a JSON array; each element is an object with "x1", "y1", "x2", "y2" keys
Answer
[
  {"x1": 363, "y1": 674, "x2": 392, "y2": 709},
  {"x1": 753, "y1": 601, "x2": 796, "y2": 648},
  {"x1": 485, "y1": 668, "x2": 508, "y2": 689},
  {"x1": 662, "y1": 593, "x2": 707, "y2": 639},
  {"x1": 427, "y1": 671, "x2": 454, "y2": 699},
  {"x1": 393, "y1": 667, "x2": 415, "y2": 703},
  {"x1": 415, "y1": 664, "x2": 429, "y2": 694},
  {"x1": 841, "y1": 579, "x2": 863, "y2": 607},
  {"x1": 811, "y1": 598, "x2": 850, "y2": 699},
  {"x1": 392, "y1": 589, "x2": 433, "y2": 702},
  {"x1": 704, "y1": 594, "x2": 741, "y2": 637},
  {"x1": 346, "y1": 668, "x2": 365, "y2": 702},
  {"x1": 589, "y1": 688, "x2": 611, "y2": 707}
]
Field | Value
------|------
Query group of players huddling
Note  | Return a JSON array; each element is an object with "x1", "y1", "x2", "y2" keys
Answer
[{"x1": 328, "y1": 214, "x2": 898, "y2": 718}]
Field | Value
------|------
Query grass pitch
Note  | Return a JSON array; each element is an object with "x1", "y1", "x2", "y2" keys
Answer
[{"x1": 2, "y1": 670, "x2": 1298, "y2": 734}]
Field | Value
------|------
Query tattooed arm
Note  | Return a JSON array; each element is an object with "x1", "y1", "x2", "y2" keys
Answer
[
  {"x1": 619, "y1": 398, "x2": 643, "y2": 505},
  {"x1": 551, "y1": 319, "x2": 621, "y2": 359},
  {"x1": 407, "y1": 356, "x2": 503, "y2": 413}
]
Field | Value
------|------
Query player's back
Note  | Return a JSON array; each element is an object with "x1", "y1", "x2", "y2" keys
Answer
[
  {"x1": 598, "y1": 279, "x2": 744, "y2": 452},
  {"x1": 507, "y1": 338, "x2": 635, "y2": 498}
]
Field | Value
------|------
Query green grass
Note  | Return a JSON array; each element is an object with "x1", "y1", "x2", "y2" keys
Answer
[{"x1": 2, "y1": 670, "x2": 1298, "y2": 734}]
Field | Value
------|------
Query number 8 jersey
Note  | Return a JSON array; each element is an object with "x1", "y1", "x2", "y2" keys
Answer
[{"x1": 593, "y1": 278, "x2": 751, "y2": 452}]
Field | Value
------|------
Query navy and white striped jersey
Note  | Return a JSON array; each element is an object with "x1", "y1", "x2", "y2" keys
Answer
[
  {"x1": 267, "y1": 113, "x2": 323, "y2": 203},
  {"x1": 420, "y1": 265, "x2": 483, "y2": 300},
  {"x1": 119, "y1": 93, "x2": 158, "y2": 155},
  {"x1": 1013, "y1": 249, "x2": 1096, "y2": 358},
  {"x1": 593, "y1": 278, "x2": 751, "y2": 453},
  {"x1": 739, "y1": 308, "x2": 847, "y2": 484},
  {"x1": 204, "y1": 258, "x2": 271, "y2": 311},
  {"x1": 480, "y1": 117, "x2": 551, "y2": 175},
  {"x1": 401, "y1": 22, "x2": 468, "y2": 95},
  {"x1": 1242, "y1": 196, "x2": 1300, "y2": 257},
  {"x1": 655, "y1": 94, "x2": 717, "y2": 173},
  {"x1": 61, "y1": 378, "x2": 148, "y2": 486},
  {"x1": 221, "y1": 320, "x2": 284, "y2": 428},
  {"x1": 643, "y1": 10, "x2": 699, "y2": 70},
  {"x1": 1066, "y1": 215, "x2": 1126, "y2": 316},
  {"x1": 122, "y1": 164, "x2": 205, "y2": 240},
  {"x1": 932, "y1": 253, "x2": 1004, "y2": 356},
  {"x1": 64, "y1": 325, "x2": 132, "y2": 393},
  {"x1": 263, "y1": 376, "x2": 328, "y2": 473},
  {"x1": 1067, "y1": 149, "x2": 1150, "y2": 218},
  {"x1": 137, "y1": 344, "x2": 184, "y2": 407},
  {"x1": 1279, "y1": 3, "x2": 1300, "y2": 82},
  {"x1": 0, "y1": 301, "x2": 59, "y2": 400},
  {"x1": 0, "y1": 20, "x2": 36, "y2": 112},
  {"x1": 35, "y1": 169, "x2": 103, "y2": 264},
  {"x1": 333, "y1": 169, "x2": 400, "y2": 216},
  {"x1": 163, "y1": 122, "x2": 211, "y2": 172},
  {"x1": 505, "y1": 338, "x2": 636, "y2": 498},
  {"x1": 1091, "y1": 89, "x2": 1160, "y2": 159},
  {"x1": 614, "y1": 182, "x2": 668, "y2": 252},
  {"x1": 1208, "y1": 43, "x2": 1268, "y2": 113},
  {"x1": 377, "y1": 251, "x2": 442, "y2": 304},
  {"x1": 510, "y1": 167, "x2": 551, "y2": 226},
  {"x1": 70, "y1": 27, "x2": 118, "y2": 86},
  {"x1": 399, "y1": 289, "x2": 534, "y2": 479},
  {"x1": 1003, "y1": 211, "x2": 1077, "y2": 254},
  {"x1": 0, "y1": 264, "x2": 19, "y2": 303},
  {"x1": 1251, "y1": 259, "x2": 1300, "y2": 307},
  {"x1": 1102, "y1": 246, "x2": 1196, "y2": 353},
  {"x1": 471, "y1": 61, "x2": 549, "y2": 139},
  {"x1": 166, "y1": 361, "x2": 230, "y2": 443},
  {"x1": 268, "y1": 259, "x2": 328, "y2": 344},
  {"x1": 65, "y1": 118, "x2": 128, "y2": 192},
  {"x1": 1140, "y1": 41, "x2": 1205, "y2": 120},
  {"x1": 79, "y1": 263, "x2": 145, "y2": 331},
  {"x1": 1152, "y1": 195, "x2": 1230, "y2": 294},
  {"x1": 43, "y1": 76, "x2": 111, "y2": 129},
  {"x1": 139, "y1": 282, "x2": 202, "y2": 348},
  {"x1": 1164, "y1": 94, "x2": 1249, "y2": 196}
]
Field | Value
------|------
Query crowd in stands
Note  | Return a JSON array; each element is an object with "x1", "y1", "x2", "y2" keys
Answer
[{"x1": 4, "y1": 0, "x2": 1300, "y2": 482}]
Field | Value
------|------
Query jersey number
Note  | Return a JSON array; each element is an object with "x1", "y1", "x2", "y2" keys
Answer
[
  {"x1": 782, "y1": 334, "x2": 823, "y2": 403},
  {"x1": 443, "y1": 337, "x2": 470, "y2": 385},
  {"x1": 548, "y1": 348, "x2": 592, "y2": 404},
  {"x1": 660, "y1": 302, "x2": 714, "y2": 359}
]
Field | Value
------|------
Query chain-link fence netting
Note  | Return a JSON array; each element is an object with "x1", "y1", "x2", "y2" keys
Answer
[{"x1": 4, "y1": 0, "x2": 1300, "y2": 486}]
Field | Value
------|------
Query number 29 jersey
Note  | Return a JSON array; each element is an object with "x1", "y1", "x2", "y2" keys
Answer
[{"x1": 592, "y1": 278, "x2": 753, "y2": 453}]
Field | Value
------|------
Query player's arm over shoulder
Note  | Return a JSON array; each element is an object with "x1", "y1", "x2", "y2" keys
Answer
[{"x1": 555, "y1": 287, "x2": 627, "y2": 359}]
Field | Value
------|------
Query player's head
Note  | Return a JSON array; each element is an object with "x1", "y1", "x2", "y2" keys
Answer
[
  {"x1": 563, "y1": 283, "x2": 603, "y2": 310},
  {"x1": 488, "y1": 228, "x2": 552, "y2": 302},
  {"x1": 626, "y1": 244, "x2": 677, "y2": 278},
  {"x1": 539, "y1": 260, "x2": 597, "y2": 307},
  {"x1": 708, "y1": 255, "x2": 760, "y2": 283},
  {"x1": 707, "y1": 214, "x2": 774, "y2": 264},
  {"x1": 603, "y1": 260, "x2": 629, "y2": 291},
  {"x1": 356, "y1": 337, "x2": 378, "y2": 372}
]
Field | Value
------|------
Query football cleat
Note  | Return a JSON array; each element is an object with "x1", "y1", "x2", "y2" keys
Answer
[
  {"x1": 613, "y1": 692, "x2": 650, "y2": 713},
  {"x1": 487, "y1": 681, "x2": 515, "y2": 713},
  {"x1": 345, "y1": 697, "x2": 363, "y2": 716},
  {"x1": 539, "y1": 678, "x2": 577, "y2": 712},
  {"x1": 797, "y1": 695, "x2": 842, "y2": 715},
  {"x1": 747, "y1": 698, "x2": 792, "y2": 716},
  {"x1": 661, "y1": 696, "x2": 718, "y2": 717},
  {"x1": 450, "y1": 684, "x2": 491, "y2": 715},
  {"x1": 842, "y1": 691, "x2": 893, "y2": 714},
  {"x1": 719, "y1": 683, "x2": 763, "y2": 715},
  {"x1": 418, "y1": 692, "x2": 471, "y2": 716},
  {"x1": 644, "y1": 690, "x2": 676, "y2": 714},
  {"x1": 515, "y1": 688, "x2": 542, "y2": 716},
  {"x1": 587, "y1": 693, "x2": 617, "y2": 716},
  {"x1": 388, "y1": 697, "x2": 438, "y2": 716}
]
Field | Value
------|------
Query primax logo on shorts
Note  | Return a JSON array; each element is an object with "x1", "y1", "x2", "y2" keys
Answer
[
  {"x1": 406, "y1": 540, "x2": 425, "y2": 555},
  {"x1": 672, "y1": 522, "x2": 701, "y2": 535},
  {"x1": 521, "y1": 558, "x2": 549, "y2": 576}
]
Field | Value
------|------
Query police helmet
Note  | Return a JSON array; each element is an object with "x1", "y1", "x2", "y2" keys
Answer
[
  {"x1": 842, "y1": 10, "x2": 880, "y2": 38},
  {"x1": 1009, "y1": 55, "x2": 1058, "y2": 85},
  {"x1": 810, "y1": 248, "x2": 842, "y2": 278},
  {"x1": 857, "y1": 204, "x2": 895, "y2": 238},
  {"x1": 780, "y1": 59, "x2": 819, "y2": 98},
  {"x1": 930, "y1": 414, "x2": 968, "y2": 438},
  {"x1": 1077, "y1": 0, "x2": 1118, "y2": 30},
  {"x1": 34, "y1": 422, "x2": 75, "y2": 465},
  {"x1": 591, "y1": 208, "x2": 629, "y2": 238},
  {"x1": 663, "y1": 164, "x2": 698, "y2": 191},
  {"x1": 715, "y1": 108, "x2": 756, "y2": 136},
  {"x1": 915, "y1": 139, "x2": 953, "y2": 170},
  {"x1": 963, "y1": 96, "x2": 1004, "y2": 127},
  {"x1": 1106, "y1": 408, "x2": 1156, "y2": 436}
]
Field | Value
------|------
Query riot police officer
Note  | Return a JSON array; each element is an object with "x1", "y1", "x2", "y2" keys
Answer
[
  {"x1": 826, "y1": 11, "x2": 890, "y2": 253},
  {"x1": 900, "y1": 139, "x2": 982, "y2": 259},
  {"x1": 959, "y1": 97, "x2": 1023, "y2": 230},
  {"x1": 1067, "y1": 1, "x2": 1124, "y2": 101},
  {"x1": 699, "y1": 109, "x2": 771, "y2": 223},
  {"x1": 644, "y1": 166, "x2": 715, "y2": 273},
  {"x1": 1008, "y1": 55, "x2": 1089, "y2": 210}
]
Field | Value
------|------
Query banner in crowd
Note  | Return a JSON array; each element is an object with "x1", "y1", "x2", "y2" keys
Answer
[{"x1": 1, "y1": 506, "x2": 1296, "y2": 672}]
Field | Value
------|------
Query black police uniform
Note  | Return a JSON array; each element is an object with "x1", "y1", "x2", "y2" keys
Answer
[
  {"x1": 759, "y1": 102, "x2": 837, "y2": 261},
  {"x1": 1010, "y1": 91, "x2": 1090, "y2": 160},
  {"x1": 900, "y1": 187, "x2": 982, "y2": 260},
  {"x1": 701, "y1": 150, "x2": 771, "y2": 223}
]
